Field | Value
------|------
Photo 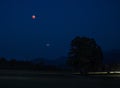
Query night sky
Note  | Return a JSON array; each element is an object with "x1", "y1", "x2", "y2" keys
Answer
[{"x1": 0, "y1": 0, "x2": 120, "y2": 60}]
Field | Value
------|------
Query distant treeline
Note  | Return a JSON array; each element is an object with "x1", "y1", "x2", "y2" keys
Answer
[
  {"x1": 0, "y1": 57, "x2": 68, "y2": 71},
  {"x1": 0, "y1": 36, "x2": 119, "y2": 73},
  {"x1": 0, "y1": 57, "x2": 118, "y2": 72}
]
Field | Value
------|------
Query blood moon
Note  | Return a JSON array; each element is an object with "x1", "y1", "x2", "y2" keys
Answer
[{"x1": 32, "y1": 15, "x2": 36, "y2": 19}]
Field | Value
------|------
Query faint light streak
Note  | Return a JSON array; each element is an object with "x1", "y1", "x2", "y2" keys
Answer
[{"x1": 110, "y1": 71, "x2": 120, "y2": 74}]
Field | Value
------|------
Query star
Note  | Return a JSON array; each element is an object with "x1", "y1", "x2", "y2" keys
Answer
[{"x1": 46, "y1": 43, "x2": 50, "y2": 47}]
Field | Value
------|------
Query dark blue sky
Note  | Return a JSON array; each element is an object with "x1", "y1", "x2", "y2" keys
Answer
[{"x1": 0, "y1": 0, "x2": 120, "y2": 60}]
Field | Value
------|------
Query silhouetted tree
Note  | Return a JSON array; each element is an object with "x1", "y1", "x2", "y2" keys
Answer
[{"x1": 67, "y1": 36, "x2": 103, "y2": 74}]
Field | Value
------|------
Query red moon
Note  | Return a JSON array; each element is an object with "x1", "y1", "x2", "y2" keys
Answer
[{"x1": 32, "y1": 15, "x2": 36, "y2": 19}]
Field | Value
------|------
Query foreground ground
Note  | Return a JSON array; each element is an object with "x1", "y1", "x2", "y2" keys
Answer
[{"x1": 0, "y1": 70, "x2": 120, "y2": 88}]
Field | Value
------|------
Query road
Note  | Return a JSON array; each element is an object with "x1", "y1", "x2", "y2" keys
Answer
[
  {"x1": 0, "y1": 76, "x2": 120, "y2": 88},
  {"x1": 0, "y1": 70, "x2": 119, "y2": 88}
]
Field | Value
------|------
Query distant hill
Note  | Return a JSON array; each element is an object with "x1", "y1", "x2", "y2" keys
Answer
[
  {"x1": 54, "y1": 56, "x2": 67, "y2": 68},
  {"x1": 103, "y1": 49, "x2": 120, "y2": 64},
  {"x1": 31, "y1": 49, "x2": 120, "y2": 67},
  {"x1": 31, "y1": 56, "x2": 68, "y2": 68}
]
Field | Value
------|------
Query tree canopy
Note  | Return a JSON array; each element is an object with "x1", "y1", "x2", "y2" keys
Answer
[{"x1": 67, "y1": 36, "x2": 103, "y2": 72}]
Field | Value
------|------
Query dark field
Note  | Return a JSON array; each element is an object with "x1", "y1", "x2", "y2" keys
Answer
[{"x1": 0, "y1": 70, "x2": 120, "y2": 88}]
